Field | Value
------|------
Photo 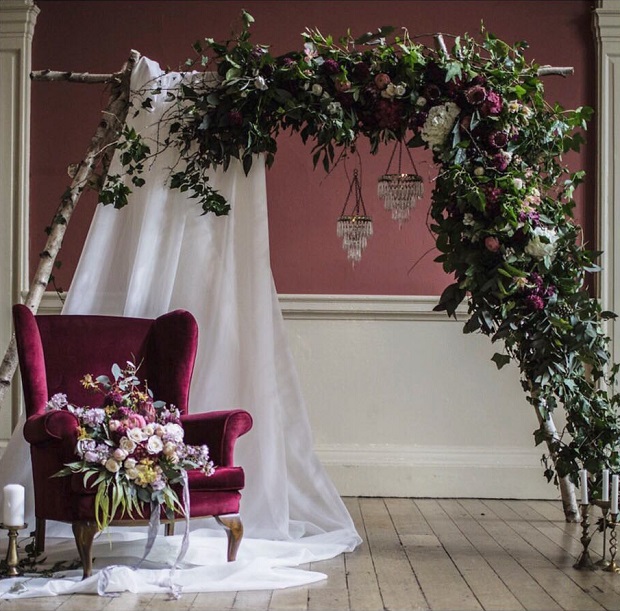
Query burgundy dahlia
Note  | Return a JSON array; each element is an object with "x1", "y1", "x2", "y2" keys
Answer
[
  {"x1": 323, "y1": 58, "x2": 340, "y2": 74},
  {"x1": 353, "y1": 61, "x2": 371, "y2": 80},
  {"x1": 375, "y1": 99, "x2": 403, "y2": 130},
  {"x1": 464, "y1": 85, "x2": 487, "y2": 106},
  {"x1": 487, "y1": 130, "x2": 509, "y2": 150},
  {"x1": 525, "y1": 294, "x2": 545, "y2": 311}
]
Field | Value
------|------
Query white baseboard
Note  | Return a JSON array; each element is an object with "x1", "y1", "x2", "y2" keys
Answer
[{"x1": 315, "y1": 443, "x2": 556, "y2": 499}]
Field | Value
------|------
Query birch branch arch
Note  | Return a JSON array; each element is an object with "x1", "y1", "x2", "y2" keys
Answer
[{"x1": 1, "y1": 21, "x2": 618, "y2": 521}]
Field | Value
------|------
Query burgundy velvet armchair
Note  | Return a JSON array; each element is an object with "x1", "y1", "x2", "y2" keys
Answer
[{"x1": 12, "y1": 304, "x2": 253, "y2": 578}]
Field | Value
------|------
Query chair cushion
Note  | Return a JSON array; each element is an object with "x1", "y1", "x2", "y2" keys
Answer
[{"x1": 188, "y1": 466, "x2": 245, "y2": 491}]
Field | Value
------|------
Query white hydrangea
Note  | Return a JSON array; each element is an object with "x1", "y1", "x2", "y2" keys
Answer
[
  {"x1": 524, "y1": 227, "x2": 559, "y2": 260},
  {"x1": 421, "y1": 102, "x2": 461, "y2": 149}
]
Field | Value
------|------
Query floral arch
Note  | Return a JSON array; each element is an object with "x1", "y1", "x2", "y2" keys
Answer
[{"x1": 103, "y1": 14, "x2": 619, "y2": 508}]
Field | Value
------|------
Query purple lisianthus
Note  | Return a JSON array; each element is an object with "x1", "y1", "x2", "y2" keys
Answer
[
  {"x1": 481, "y1": 90, "x2": 503, "y2": 116},
  {"x1": 46, "y1": 393, "x2": 68, "y2": 411},
  {"x1": 492, "y1": 151, "x2": 512, "y2": 172},
  {"x1": 81, "y1": 408, "x2": 106, "y2": 427},
  {"x1": 525, "y1": 294, "x2": 545, "y2": 311},
  {"x1": 483, "y1": 185, "x2": 503, "y2": 205},
  {"x1": 518, "y1": 210, "x2": 540, "y2": 225}
]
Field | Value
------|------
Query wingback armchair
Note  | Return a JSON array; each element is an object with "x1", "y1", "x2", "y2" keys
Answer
[{"x1": 12, "y1": 304, "x2": 253, "y2": 578}]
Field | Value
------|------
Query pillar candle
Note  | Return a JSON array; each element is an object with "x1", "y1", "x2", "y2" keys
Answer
[
  {"x1": 580, "y1": 469, "x2": 588, "y2": 505},
  {"x1": 2, "y1": 484, "x2": 25, "y2": 527},
  {"x1": 602, "y1": 469, "x2": 610, "y2": 502},
  {"x1": 612, "y1": 474, "x2": 619, "y2": 515}
]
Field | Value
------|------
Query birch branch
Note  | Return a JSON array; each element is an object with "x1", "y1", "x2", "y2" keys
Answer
[
  {"x1": 31, "y1": 69, "x2": 117, "y2": 84},
  {"x1": 0, "y1": 49, "x2": 140, "y2": 411},
  {"x1": 537, "y1": 65, "x2": 574, "y2": 77}
]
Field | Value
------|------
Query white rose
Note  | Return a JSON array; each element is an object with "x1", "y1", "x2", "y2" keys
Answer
[
  {"x1": 163, "y1": 441, "x2": 177, "y2": 457},
  {"x1": 143, "y1": 424, "x2": 155, "y2": 437},
  {"x1": 112, "y1": 448, "x2": 128, "y2": 462},
  {"x1": 147, "y1": 435, "x2": 164, "y2": 455},
  {"x1": 311, "y1": 83, "x2": 322, "y2": 96},
  {"x1": 126, "y1": 467, "x2": 139, "y2": 480},
  {"x1": 124, "y1": 457, "x2": 137, "y2": 470},
  {"x1": 416, "y1": 96, "x2": 427, "y2": 107},
  {"x1": 127, "y1": 427, "x2": 146, "y2": 443},
  {"x1": 395, "y1": 84, "x2": 406, "y2": 96},
  {"x1": 119, "y1": 436, "x2": 137, "y2": 454},
  {"x1": 474, "y1": 166, "x2": 485, "y2": 176},
  {"x1": 524, "y1": 227, "x2": 558, "y2": 260},
  {"x1": 513, "y1": 178, "x2": 524, "y2": 190},
  {"x1": 381, "y1": 83, "x2": 397, "y2": 99},
  {"x1": 104, "y1": 458, "x2": 121, "y2": 473}
]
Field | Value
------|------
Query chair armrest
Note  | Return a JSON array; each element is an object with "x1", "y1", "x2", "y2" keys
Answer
[
  {"x1": 181, "y1": 410, "x2": 252, "y2": 466},
  {"x1": 23, "y1": 411, "x2": 79, "y2": 446}
]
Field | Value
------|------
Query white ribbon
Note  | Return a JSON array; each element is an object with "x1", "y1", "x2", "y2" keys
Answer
[{"x1": 97, "y1": 471, "x2": 191, "y2": 599}]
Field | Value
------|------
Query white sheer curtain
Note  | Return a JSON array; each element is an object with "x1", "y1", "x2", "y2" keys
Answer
[{"x1": 0, "y1": 57, "x2": 360, "y2": 597}]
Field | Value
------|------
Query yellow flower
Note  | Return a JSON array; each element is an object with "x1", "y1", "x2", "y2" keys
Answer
[
  {"x1": 80, "y1": 374, "x2": 96, "y2": 389},
  {"x1": 77, "y1": 426, "x2": 89, "y2": 440}
]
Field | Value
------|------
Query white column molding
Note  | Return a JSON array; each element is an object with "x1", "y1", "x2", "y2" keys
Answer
[
  {"x1": 594, "y1": 1, "x2": 620, "y2": 364},
  {"x1": 0, "y1": 0, "x2": 39, "y2": 431}
]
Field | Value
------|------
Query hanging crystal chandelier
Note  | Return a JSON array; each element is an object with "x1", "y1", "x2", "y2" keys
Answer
[
  {"x1": 337, "y1": 169, "x2": 373, "y2": 265},
  {"x1": 377, "y1": 139, "x2": 424, "y2": 225}
]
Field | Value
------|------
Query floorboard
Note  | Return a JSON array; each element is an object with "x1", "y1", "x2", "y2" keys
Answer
[{"x1": 1, "y1": 499, "x2": 619, "y2": 611}]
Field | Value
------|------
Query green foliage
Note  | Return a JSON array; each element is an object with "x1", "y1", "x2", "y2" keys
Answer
[{"x1": 99, "y1": 16, "x2": 619, "y2": 495}]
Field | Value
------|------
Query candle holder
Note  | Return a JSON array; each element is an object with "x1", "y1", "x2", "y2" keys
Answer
[
  {"x1": 592, "y1": 500, "x2": 611, "y2": 568},
  {"x1": 0, "y1": 522, "x2": 27, "y2": 577},
  {"x1": 573, "y1": 504, "x2": 596, "y2": 570},
  {"x1": 603, "y1": 513, "x2": 620, "y2": 574}
]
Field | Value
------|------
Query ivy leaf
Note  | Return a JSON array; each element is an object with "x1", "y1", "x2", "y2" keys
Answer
[{"x1": 491, "y1": 353, "x2": 511, "y2": 370}]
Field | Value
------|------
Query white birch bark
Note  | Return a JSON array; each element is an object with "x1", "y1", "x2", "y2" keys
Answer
[{"x1": 0, "y1": 50, "x2": 140, "y2": 410}]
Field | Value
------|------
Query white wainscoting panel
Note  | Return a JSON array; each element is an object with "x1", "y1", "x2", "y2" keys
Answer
[{"x1": 280, "y1": 294, "x2": 559, "y2": 499}]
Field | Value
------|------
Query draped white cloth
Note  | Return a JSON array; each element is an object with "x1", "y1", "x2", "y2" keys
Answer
[{"x1": 0, "y1": 57, "x2": 360, "y2": 597}]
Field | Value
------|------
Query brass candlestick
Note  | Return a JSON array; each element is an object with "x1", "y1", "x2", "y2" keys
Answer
[
  {"x1": 603, "y1": 513, "x2": 620, "y2": 574},
  {"x1": 593, "y1": 500, "x2": 611, "y2": 568},
  {"x1": 0, "y1": 523, "x2": 27, "y2": 577},
  {"x1": 574, "y1": 504, "x2": 596, "y2": 570}
]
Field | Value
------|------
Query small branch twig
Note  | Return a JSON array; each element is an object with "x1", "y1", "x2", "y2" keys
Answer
[
  {"x1": 434, "y1": 33, "x2": 449, "y2": 57},
  {"x1": 537, "y1": 65, "x2": 574, "y2": 77},
  {"x1": 30, "y1": 69, "x2": 118, "y2": 84}
]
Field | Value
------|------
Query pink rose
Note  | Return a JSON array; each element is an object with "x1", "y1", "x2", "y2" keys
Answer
[
  {"x1": 374, "y1": 73, "x2": 391, "y2": 90},
  {"x1": 484, "y1": 236, "x2": 501, "y2": 252},
  {"x1": 125, "y1": 413, "x2": 146, "y2": 429},
  {"x1": 335, "y1": 79, "x2": 351, "y2": 92}
]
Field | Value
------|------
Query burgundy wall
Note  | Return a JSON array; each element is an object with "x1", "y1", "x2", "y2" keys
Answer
[{"x1": 30, "y1": 0, "x2": 596, "y2": 296}]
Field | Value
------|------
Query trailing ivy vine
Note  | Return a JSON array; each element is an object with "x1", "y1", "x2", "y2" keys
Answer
[{"x1": 100, "y1": 13, "x2": 620, "y2": 499}]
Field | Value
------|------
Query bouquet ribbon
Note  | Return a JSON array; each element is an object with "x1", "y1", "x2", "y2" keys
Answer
[{"x1": 97, "y1": 470, "x2": 190, "y2": 599}]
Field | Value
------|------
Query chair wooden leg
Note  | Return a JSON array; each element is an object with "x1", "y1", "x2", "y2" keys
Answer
[
  {"x1": 215, "y1": 514, "x2": 243, "y2": 562},
  {"x1": 72, "y1": 521, "x2": 99, "y2": 579},
  {"x1": 165, "y1": 522, "x2": 174, "y2": 536},
  {"x1": 35, "y1": 517, "x2": 46, "y2": 554}
]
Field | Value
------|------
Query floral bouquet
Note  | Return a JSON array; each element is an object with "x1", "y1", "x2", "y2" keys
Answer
[{"x1": 50, "y1": 361, "x2": 214, "y2": 530}]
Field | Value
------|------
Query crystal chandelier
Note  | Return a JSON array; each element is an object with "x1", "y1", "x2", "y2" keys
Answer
[
  {"x1": 336, "y1": 169, "x2": 373, "y2": 265},
  {"x1": 377, "y1": 139, "x2": 424, "y2": 225}
]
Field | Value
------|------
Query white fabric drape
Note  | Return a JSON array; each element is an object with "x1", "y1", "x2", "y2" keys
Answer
[{"x1": 0, "y1": 57, "x2": 360, "y2": 597}]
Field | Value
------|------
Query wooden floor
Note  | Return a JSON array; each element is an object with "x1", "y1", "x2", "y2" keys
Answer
[{"x1": 1, "y1": 498, "x2": 619, "y2": 611}]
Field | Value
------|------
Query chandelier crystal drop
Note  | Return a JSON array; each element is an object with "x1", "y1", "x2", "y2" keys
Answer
[
  {"x1": 337, "y1": 169, "x2": 373, "y2": 265},
  {"x1": 377, "y1": 139, "x2": 424, "y2": 226}
]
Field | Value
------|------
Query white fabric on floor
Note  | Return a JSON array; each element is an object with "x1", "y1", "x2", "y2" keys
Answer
[{"x1": 0, "y1": 57, "x2": 360, "y2": 597}]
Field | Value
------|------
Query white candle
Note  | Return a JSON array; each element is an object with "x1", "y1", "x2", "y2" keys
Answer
[
  {"x1": 602, "y1": 469, "x2": 610, "y2": 502},
  {"x1": 612, "y1": 474, "x2": 619, "y2": 515},
  {"x1": 580, "y1": 469, "x2": 588, "y2": 505},
  {"x1": 2, "y1": 484, "x2": 24, "y2": 527}
]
